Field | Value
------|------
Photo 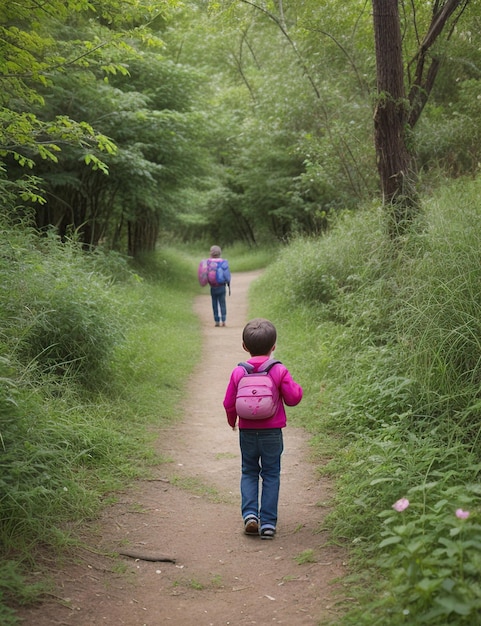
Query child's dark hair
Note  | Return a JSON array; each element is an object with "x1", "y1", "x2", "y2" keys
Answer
[{"x1": 242, "y1": 318, "x2": 277, "y2": 356}]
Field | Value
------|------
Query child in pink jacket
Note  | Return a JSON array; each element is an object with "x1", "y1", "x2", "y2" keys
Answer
[{"x1": 223, "y1": 318, "x2": 303, "y2": 539}]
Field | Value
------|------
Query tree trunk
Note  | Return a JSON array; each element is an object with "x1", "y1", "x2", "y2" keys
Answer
[
  {"x1": 127, "y1": 206, "x2": 159, "y2": 258},
  {"x1": 372, "y1": 0, "x2": 419, "y2": 236}
]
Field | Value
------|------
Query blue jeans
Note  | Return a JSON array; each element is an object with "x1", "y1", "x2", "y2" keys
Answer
[
  {"x1": 239, "y1": 428, "x2": 284, "y2": 530},
  {"x1": 210, "y1": 285, "x2": 226, "y2": 323}
]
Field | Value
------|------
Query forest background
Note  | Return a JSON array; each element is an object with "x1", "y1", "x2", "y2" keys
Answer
[{"x1": 3, "y1": 0, "x2": 481, "y2": 624}]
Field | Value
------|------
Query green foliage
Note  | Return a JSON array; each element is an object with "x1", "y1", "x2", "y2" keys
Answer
[
  {"x1": 164, "y1": 0, "x2": 378, "y2": 245},
  {"x1": 417, "y1": 22, "x2": 481, "y2": 177},
  {"x1": 0, "y1": 227, "x2": 123, "y2": 388},
  {"x1": 254, "y1": 208, "x2": 391, "y2": 313},
  {"x1": 0, "y1": 223, "x2": 201, "y2": 621},
  {"x1": 3, "y1": 0, "x2": 481, "y2": 252},
  {"x1": 394, "y1": 181, "x2": 481, "y2": 421},
  {"x1": 0, "y1": 0, "x2": 215, "y2": 256},
  {"x1": 266, "y1": 240, "x2": 339, "y2": 307},
  {"x1": 37, "y1": 49, "x2": 214, "y2": 252},
  {"x1": 246, "y1": 177, "x2": 481, "y2": 624},
  {"x1": 374, "y1": 487, "x2": 481, "y2": 625},
  {"x1": 0, "y1": 561, "x2": 44, "y2": 625}
]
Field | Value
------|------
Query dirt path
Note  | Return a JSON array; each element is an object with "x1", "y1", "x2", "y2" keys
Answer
[{"x1": 17, "y1": 271, "x2": 347, "y2": 626}]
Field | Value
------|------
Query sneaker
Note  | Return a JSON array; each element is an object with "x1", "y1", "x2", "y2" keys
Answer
[
  {"x1": 215, "y1": 322, "x2": 220, "y2": 327},
  {"x1": 244, "y1": 516, "x2": 259, "y2": 535},
  {"x1": 260, "y1": 527, "x2": 276, "y2": 540}
]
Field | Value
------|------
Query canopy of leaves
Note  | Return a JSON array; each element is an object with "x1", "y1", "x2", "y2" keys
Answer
[{"x1": 2, "y1": 0, "x2": 481, "y2": 249}]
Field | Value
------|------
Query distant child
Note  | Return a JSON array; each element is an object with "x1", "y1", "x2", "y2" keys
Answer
[
  {"x1": 200, "y1": 245, "x2": 231, "y2": 327},
  {"x1": 223, "y1": 318, "x2": 303, "y2": 539}
]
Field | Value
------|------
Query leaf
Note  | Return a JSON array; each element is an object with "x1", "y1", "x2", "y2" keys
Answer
[
  {"x1": 416, "y1": 577, "x2": 442, "y2": 593},
  {"x1": 434, "y1": 595, "x2": 471, "y2": 616},
  {"x1": 379, "y1": 535, "x2": 403, "y2": 548}
]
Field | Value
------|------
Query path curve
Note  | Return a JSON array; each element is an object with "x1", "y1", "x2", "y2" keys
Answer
[{"x1": 17, "y1": 271, "x2": 346, "y2": 625}]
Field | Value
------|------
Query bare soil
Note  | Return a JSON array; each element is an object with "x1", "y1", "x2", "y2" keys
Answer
[{"x1": 17, "y1": 270, "x2": 348, "y2": 626}]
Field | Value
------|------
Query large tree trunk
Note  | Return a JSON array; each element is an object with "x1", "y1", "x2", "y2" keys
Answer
[
  {"x1": 372, "y1": 0, "x2": 418, "y2": 235},
  {"x1": 372, "y1": 0, "x2": 470, "y2": 236}
]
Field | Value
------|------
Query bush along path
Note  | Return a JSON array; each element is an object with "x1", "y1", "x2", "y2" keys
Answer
[{"x1": 17, "y1": 270, "x2": 347, "y2": 625}]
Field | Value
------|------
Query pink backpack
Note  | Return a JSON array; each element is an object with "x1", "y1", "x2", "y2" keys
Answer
[
  {"x1": 235, "y1": 359, "x2": 281, "y2": 419},
  {"x1": 198, "y1": 259, "x2": 209, "y2": 286},
  {"x1": 198, "y1": 258, "x2": 227, "y2": 287}
]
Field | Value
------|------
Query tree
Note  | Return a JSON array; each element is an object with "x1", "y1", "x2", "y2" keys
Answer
[
  {"x1": 171, "y1": 0, "x2": 378, "y2": 244},
  {"x1": 1, "y1": 1, "x2": 213, "y2": 256},
  {"x1": 372, "y1": 0, "x2": 471, "y2": 234},
  {"x1": 0, "y1": 0, "x2": 122, "y2": 185}
]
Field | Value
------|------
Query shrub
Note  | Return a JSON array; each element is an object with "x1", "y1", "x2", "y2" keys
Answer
[
  {"x1": 375, "y1": 485, "x2": 481, "y2": 625},
  {"x1": 248, "y1": 180, "x2": 481, "y2": 625},
  {"x1": 0, "y1": 227, "x2": 124, "y2": 389}
]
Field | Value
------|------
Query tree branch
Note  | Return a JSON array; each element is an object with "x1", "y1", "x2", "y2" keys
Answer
[
  {"x1": 239, "y1": 0, "x2": 321, "y2": 99},
  {"x1": 407, "y1": 0, "x2": 471, "y2": 128}
]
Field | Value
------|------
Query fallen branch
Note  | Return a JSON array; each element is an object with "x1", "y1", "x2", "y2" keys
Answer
[{"x1": 118, "y1": 550, "x2": 176, "y2": 563}]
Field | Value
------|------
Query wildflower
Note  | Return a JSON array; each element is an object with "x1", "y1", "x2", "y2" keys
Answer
[
  {"x1": 455, "y1": 509, "x2": 470, "y2": 519},
  {"x1": 392, "y1": 498, "x2": 410, "y2": 512}
]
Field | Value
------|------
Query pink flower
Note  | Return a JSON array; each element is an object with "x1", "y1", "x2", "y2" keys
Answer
[
  {"x1": 455, "y1": 509, "x2": 470, "y2": 519},
  {"x1": 392, "y1": 498, "x2": 410, "y2": 512}
]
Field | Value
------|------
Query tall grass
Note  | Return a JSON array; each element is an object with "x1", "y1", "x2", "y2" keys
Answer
[
  {"x1": 1, "y1": 230, "x2": 272, "y2": 623},
  {"x1": 0, "y1": 224, "x2": 202, "y2": 623},
  {"x1": 5, "y1": 181, "x2": 481, "y2": 624},
  {"x1": 247, "y1": 180, "x2": 481, "y2": 624},
  {"x1": 395, "y1": 187, "x2": 481, "y2": 433},
  {"x1": 1, "y1": 226, "x2": 125, "y2": 389}
]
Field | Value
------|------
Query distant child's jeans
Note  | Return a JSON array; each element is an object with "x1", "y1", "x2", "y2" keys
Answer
[
  {"x1": 210, "y1": 285, "x2": 226, "y2": 323},
  {"x1": 239, "y1": 428, "x2": 284, "y2": 530}
]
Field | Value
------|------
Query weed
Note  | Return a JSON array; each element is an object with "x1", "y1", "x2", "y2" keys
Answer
[
  {"x1": 170, "y1": 474, "x2": 226, "y2": 503},
  {"x1": 294, "y1": 549, "x2": 316, "y2": 565},
  {"x1": 173, "y1": 575, "x2": 222, "y2": 591},
  {"x1": 372, "y1": 487, "x2": 481, "y2": 624},
  {"x1": 281, "y1": 574, "x2": 299, "y2": 583},
  {"x1": 189, "y1": 579, "x2": 204, "y2": 590},
  {"x1": 129, "y1": 503, "x2": 148, "y2": 514},
  {"x1": 211, "y1": 574, "x2": 223, "y2": 587},
  {"x1": 112, "y1": 562, "x2": 129, "y2": 575},
  {"x1": 173, "y1": 577, "x2": 205, "y2": 591},
  {"x1": 215, "y1": 452, "x2": 237, "y2": 460}
]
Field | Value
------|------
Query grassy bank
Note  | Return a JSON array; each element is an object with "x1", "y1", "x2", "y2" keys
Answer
[
  {"x1": 5, "y1": 181, "x2": 481, "y2": 625},
  {"x1": 248, "y1": 179, "x2": 481, "y2": 625},
  {"x1": 0, "y1": 233, "x2": 273, "y2": 624},
  {"x1": 0, "y1": 238, "x2": 201, "y2": 624}
]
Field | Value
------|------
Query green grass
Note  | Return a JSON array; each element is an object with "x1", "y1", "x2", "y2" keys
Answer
[
  {"x1": 6, "y1": 178, "x2": 481, "y2": 624},
  {"x1": 244, "y1": 180, "x2": 481, "y2": 625},
  {"x1": 294, "y1": 549, "x2": 316, "y2": 565},
  {"x1": 169, "y1": 474, "x2": 228, "y2": 503},
  {"x1": 161, "y1": 239, "x2": 280, "y2": 274},
  {"x1": 0, "y1": 236, "x2": 274, "y2": 623},
  {"x1": 0, "y1": 238, "x2": 203, "y2": 623}
]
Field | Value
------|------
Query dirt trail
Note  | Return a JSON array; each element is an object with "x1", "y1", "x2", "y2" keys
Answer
[{"x1": 17, "y1": 270, "x2": 347, "y2": 626}]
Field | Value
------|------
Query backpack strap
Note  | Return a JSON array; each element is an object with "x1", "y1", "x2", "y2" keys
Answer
[
  {"x1": 238, "y1": 361, "x2": 254, "y2": 373},
  {"x1": 237, "y1": 359, "x2": 281, "y2": 374},
  {"x1": 258, "y1": 359, "x2": 282, "y2": 373}
]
